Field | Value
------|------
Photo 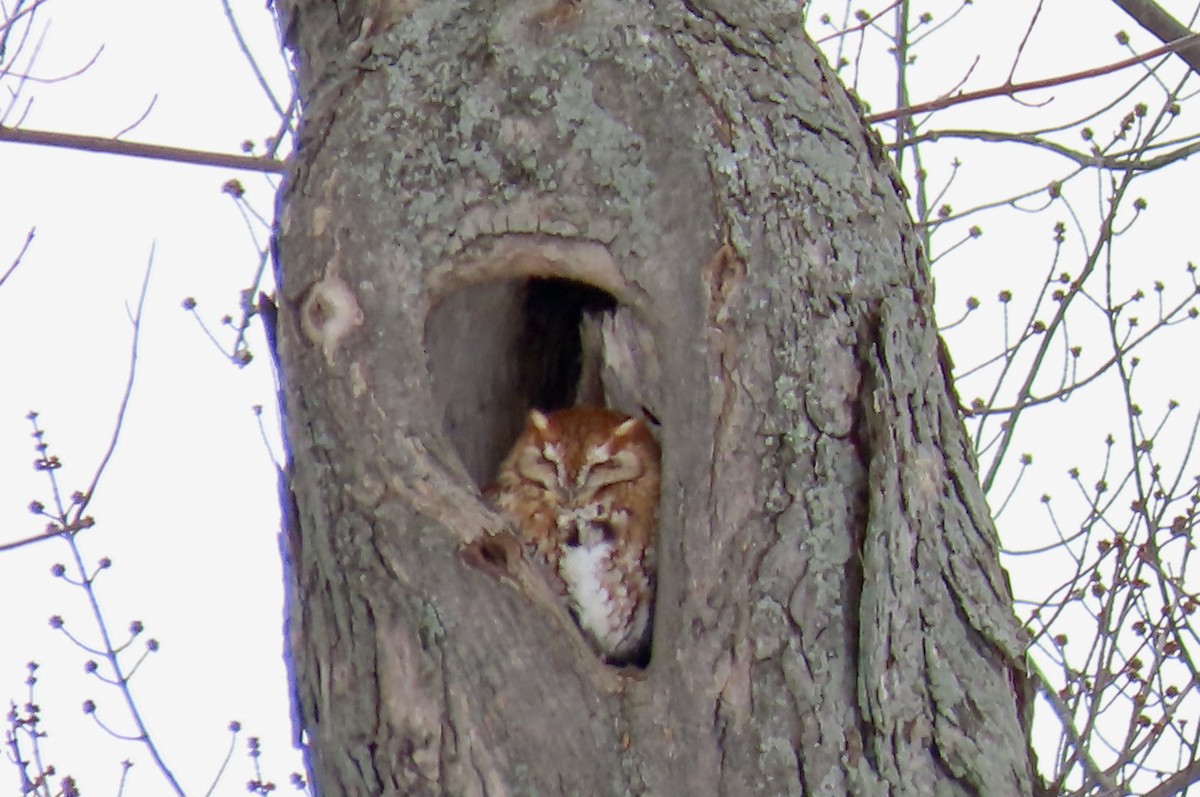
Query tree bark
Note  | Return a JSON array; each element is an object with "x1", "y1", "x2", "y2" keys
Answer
[{"x1": 270, "y1": 1, "x2": 1037, "y2": 795}]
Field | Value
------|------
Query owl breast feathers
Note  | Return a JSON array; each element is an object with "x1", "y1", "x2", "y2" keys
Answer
[{"x1": 491, "y1": 406, "x2": 660, "y2": 665}]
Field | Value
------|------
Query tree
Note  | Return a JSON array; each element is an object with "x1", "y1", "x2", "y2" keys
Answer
[
  {"x1": 271, "y1": 2, "x2": 1035, "y2": 794},
  {"x1": 9, "y1": 1, "x2": 1198, "y2": 794}
]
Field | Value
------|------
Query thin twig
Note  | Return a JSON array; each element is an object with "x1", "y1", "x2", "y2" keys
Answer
[
  {"x1": 1029, "y1": 657, "x2": 1122, "y2": 795},
  {"x1": 76, "y1": 246, "x2": 154, "y2": 518},
  {"x1": 814, "y1": 0, "x2": 903, "y2": 45},
  {"x1": 220, "y1": 0, "x2": 290, "y2": 125},
  {"x1": 1007, "y1": 0, "x2": 1046, "y2": 84},
  {"x1": 0, "y1": 226, "x2": 34, "y2": 289},
  {"x1": 202, "y1": 725, "x2": 241, "y2": 797},
  {"x1": 3, "y1": 43, "x2": 102, "y2": 83},
  {"x1": 114, "y1": 94, "x2": 158, "y2": 139}
]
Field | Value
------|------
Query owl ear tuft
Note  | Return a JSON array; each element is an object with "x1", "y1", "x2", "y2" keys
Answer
[
  {"x1": 612, "y1": 418, "x2": 639, "y2": 438},
  {"x1": 529, "y1": 410, "x2": 551, "y2": 434}
]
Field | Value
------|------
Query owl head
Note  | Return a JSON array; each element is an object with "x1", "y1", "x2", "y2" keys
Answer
[{"x1": 512, "y1": 407, "x2": 656, "y2": 504}]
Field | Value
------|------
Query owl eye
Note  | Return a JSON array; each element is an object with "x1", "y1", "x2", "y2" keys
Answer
[
  {"x1": 541, "y1": 443, "x2": 568, "y2": 470},
  {"x1": 583, "y1": 449, "x2": 642, "y2": 489},
  {"x1": 516, "y1": 441, "x2": 564, "y2": 490}
]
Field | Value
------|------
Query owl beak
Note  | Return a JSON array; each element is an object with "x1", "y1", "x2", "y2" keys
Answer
[{"x1": 559, "y1": 478, "x2": 592, "y2": 503}]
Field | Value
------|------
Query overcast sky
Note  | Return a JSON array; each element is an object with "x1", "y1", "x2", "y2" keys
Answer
[{"x1": 0, "y1": 0, "x2": 299, "y2": 792}]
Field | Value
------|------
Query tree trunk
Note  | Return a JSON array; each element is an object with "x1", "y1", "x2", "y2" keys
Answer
[{"x1": 270, "y1": 2, "x2": 1037, "y2": 795}]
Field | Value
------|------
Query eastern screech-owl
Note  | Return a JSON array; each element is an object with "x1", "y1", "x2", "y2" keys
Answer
[{"x1": 491, "y1": 407, "x2": 660, "y2": 665}]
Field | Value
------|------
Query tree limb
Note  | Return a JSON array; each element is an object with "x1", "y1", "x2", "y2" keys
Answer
[
  {"x1": 1142, "y1": 758, "x2": 1200, "y2": 797},
  {"x1": 1110, "y1": 0, "x2": 1200, "y2": 75},
  {"x1": 0, "y1": 125, "x2": 285, "y2": 173}
]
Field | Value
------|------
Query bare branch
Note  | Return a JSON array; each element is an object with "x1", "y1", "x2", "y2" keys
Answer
[
  {"x1": 867, "y1": 32, "x2": 1200, "y2": 124},
  {"x1": 0, "y1": 527, "x2": 64, "y2": 554},
  {"x1": 1138, "y1": 758, "x2": 1200, "y2": 797},
  {"x1": 813, "y1": 0, "x2": 903, "y2": 45},
  {"x1": 0, "y1": 0, "x2": 51, "y2": 31},
  {"x1": 1110, "y1": 0, "x2": 1200, "y2": 75},
  {"x1": 0, "y1": 124, "x2": 285, "y2": 173},
  {"x1": 900, "y1": 128, "x2": 1200, "y2": 172}
]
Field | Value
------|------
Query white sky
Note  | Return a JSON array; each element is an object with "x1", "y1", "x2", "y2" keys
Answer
[
  {"x1": 0, "y1": 0, "x2": 299, "y2": 792},
  {"x1": 0, "y1": 0, "x2": 1197, "y2": 794}
]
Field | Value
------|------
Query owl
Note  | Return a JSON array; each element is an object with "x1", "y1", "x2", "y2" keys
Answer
[{"x1": 491, "y1": 406, "x2": 660, "y2": 665}]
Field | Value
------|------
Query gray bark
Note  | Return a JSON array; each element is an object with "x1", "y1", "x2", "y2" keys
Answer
[{"x1": 271, "y1": 1, "x2": 1037, "y2": 795}]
